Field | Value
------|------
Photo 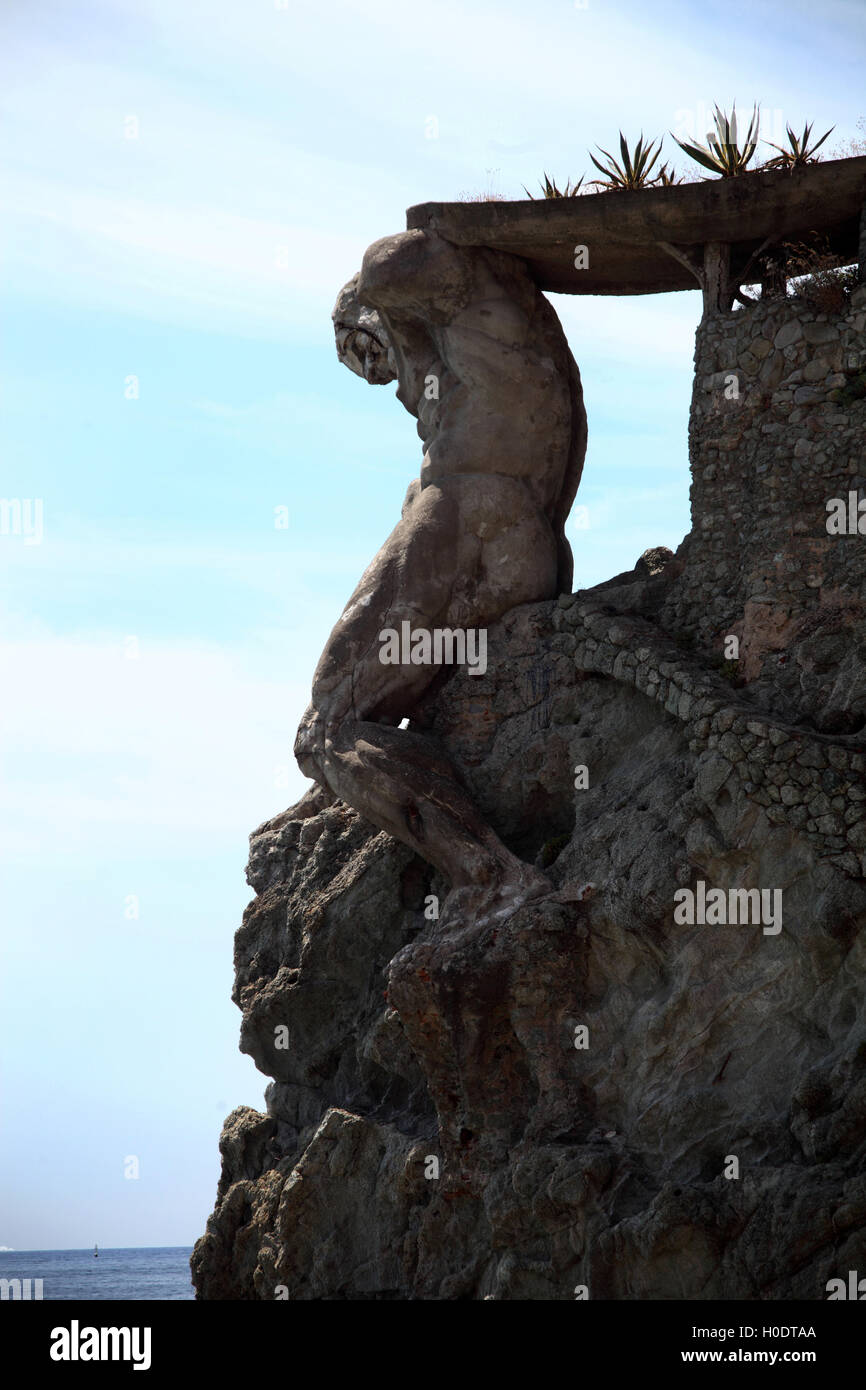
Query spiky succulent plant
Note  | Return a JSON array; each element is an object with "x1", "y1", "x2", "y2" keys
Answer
[
  {"x1": 522, "y1": 172, "x2": 584, "y2": 199},
  {"x1": 653, "y1": 163, "x2": 683, "y2": 186},
  {"x1": 673, "y1": 103, "x2": 760, "y2": 177},
  {"x1": 763, "y1": 121, "x2": 834, "y2": 169},
  {"x1": 588, "y1": 132, "x2": 663, "y2": 190}
]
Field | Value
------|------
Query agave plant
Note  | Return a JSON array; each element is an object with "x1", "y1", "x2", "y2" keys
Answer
[
  {"x1": 653, "y1": 162, "x2": 683, "y2": 187},
  {"x1": 673, "y1": 103, "x2": 760, "y2": 176},
  {"x1": 588, "y1": 132, "x2": 663, "y2": 190},
  {"x1": 763, "y1": 121, "x2": 834, "y2": 169},
  {"x1": 522, "y1": 171, "x2": 584, "y2": 199}
]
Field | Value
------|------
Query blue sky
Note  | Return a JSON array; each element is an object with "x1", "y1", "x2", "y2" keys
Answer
[{"x1": 1, "y1": 0, "x2": 864, "y2": 1251}]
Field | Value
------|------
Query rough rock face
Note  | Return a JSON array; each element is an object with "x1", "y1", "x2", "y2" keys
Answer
[{"x1": 192, "y1": 287, "x2": 866, "y2": 1302}]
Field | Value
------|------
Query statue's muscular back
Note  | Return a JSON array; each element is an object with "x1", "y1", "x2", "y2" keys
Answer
[
  {"x1": 294, "y1": 228, "x2": 587, "y2": 907},
  {"x1": 358, "y1": 229, "x2": 587, "y2": 595}
]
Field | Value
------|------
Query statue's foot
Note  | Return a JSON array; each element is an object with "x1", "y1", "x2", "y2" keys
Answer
[
  {"x1": 552, "y1": 880, "x2": 597, "y2": 903},
  {"x1": 286, "y1": 782, "x2": 336, "y2": 821},
  {"x1": 438, "y1": 863, "x2": 554, "y2": 932}
]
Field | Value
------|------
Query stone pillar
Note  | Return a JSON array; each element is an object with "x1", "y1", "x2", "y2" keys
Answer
[{"x1": 703, "y1": 242, "x2": 733, "y2": 314}]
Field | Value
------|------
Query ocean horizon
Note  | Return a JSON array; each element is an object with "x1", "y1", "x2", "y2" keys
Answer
[{"x1": 0, "y1": 1247, "x2": 195, "y2": 1300}]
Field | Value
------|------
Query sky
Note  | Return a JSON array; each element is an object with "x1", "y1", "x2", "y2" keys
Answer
[{"x1": 0, "y1": 0, "x2": 864, "y2": 1251}]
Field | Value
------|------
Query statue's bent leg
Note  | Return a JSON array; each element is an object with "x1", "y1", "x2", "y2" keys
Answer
[{"x1": 295, "y1": 478, "x2": 557, "y2": 903}]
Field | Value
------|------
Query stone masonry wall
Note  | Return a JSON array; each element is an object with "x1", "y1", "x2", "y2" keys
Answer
[
  {"x1": 549, "y1": 595, "x2": 866, "y2": 881},
  {"x1": 661, "y1": 284, "x2": 866, "y2": 661}
]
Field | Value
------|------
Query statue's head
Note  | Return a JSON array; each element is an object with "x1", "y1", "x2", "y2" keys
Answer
[{"x1": 332, "y1": 274, "x2": 397, "y2": 385}]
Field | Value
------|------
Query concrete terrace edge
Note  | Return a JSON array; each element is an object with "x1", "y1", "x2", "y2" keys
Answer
[{"x1": 406, "y1": 156, "x2": 866, "y2": 296}]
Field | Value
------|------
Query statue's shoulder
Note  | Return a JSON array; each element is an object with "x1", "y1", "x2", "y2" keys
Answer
[{"x1": 359, "y1": 231, "x2": 474, "y2": 315}]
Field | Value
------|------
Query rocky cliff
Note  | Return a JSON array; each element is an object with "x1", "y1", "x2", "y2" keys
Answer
[{"x1": 192, "y1": 286, "x2": 866, "y2": 1301}]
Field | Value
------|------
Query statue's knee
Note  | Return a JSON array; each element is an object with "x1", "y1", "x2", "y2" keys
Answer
[
  {"x1": 294, "y1": 703, "x2": 351, "y2": 784},
  {"x1": 294, "y1": 706, "x2": 325, "y2": 780},
  {"x1": 401, "y1": 478, "x2": 421, "y2": 518}
]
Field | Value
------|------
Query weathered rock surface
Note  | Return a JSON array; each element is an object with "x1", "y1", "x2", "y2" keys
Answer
[
  {"x1": 192, "y1": 568, "x2": 866, "y2": 1299},
  {"x1": 191, "y1": 278, "x2": 866, "y2": 1303}
]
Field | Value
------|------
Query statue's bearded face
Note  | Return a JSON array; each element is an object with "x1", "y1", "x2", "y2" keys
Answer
[{"x1": 332, "y1": 274, "x2": 397, "y2": 385}]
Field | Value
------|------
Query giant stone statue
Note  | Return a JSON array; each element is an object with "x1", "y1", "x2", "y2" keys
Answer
[{"x1": 294, "y1": 228, "x2": 587, "y2": 923}]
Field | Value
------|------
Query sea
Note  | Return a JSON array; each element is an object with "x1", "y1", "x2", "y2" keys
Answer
[{"x1": 0, "y1": 1247, "x2": 195, "y2": 1300}]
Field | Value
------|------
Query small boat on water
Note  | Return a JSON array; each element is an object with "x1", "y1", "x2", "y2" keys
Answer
[{"x1": 93, "y1": 1244, "x2": 98, "y2": 1259}]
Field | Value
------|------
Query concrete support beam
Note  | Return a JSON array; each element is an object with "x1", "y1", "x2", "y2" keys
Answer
[{"x1": 407, "y1": 156, "x2": 866, "y2": 297}]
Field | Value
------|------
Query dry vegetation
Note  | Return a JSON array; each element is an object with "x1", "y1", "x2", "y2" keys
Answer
[{"x1": 784, "y1": 237, "x2": 860, "y2": 315}]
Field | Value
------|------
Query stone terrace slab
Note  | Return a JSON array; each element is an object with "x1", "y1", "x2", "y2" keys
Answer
[{"x1": 407, "y1": 156, "x2": 866, "y2": 296}]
